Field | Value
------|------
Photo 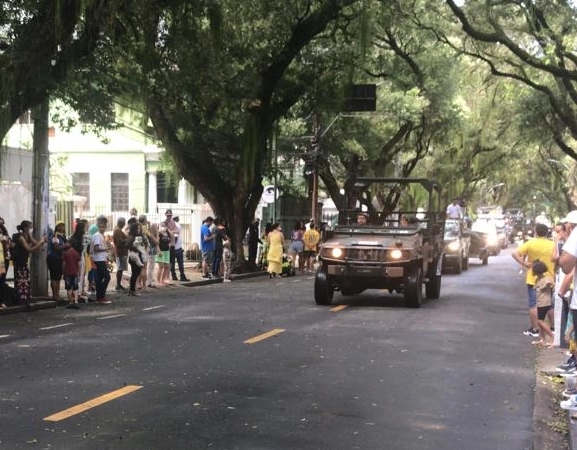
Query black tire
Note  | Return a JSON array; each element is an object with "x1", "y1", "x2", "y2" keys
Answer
[
  {"x1": 314, "y1": 270, "x2": 334, "y2": 305},
  {"x1": 482, "y1": 255, "x2": 489, "y2": 265},
  {"x1": 425, "y1": 259, "x2": 442, "y2": 299},
  {"x1": 341, "y1": 288, "x2": 354, "y2": 296},
  {"x1": 454, "y1": 257, "x2": 462, "y2": 274},
  {"x1": 404, "y1": 267, "x2": 423, "y2": 308},
  {"x1": 462, "y1": 254, "x2": 469, "y2": 271}
]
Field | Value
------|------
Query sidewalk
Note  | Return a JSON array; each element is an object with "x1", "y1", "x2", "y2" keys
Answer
[
  {"x1": 537, "y1": 346, "x2": 576, "y2": 449},
  {"x1": 0, "y1": 261, "x2": 268, "y2": 314}
]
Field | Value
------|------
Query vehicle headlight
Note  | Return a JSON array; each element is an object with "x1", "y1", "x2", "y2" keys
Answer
[
  {"x1": 487, "y1": 236, "x2": 498, "y2": 246},
  {"x1": 447, "y1": 241, "x2": 460, "y2": 251},
  {"x1": 331, "y1": 248, "x2": 343, "y2": 258},
  {"x1": 390, "y1": 249, "x2": 403, "y2": 259}
]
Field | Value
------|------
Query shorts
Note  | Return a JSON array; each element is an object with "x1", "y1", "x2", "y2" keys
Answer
[
  {"x1": 289, "y1": 241, "x2": 304, "y2": 253},
  {"x1": 527, "y1": 284, "x2": 537, "y2": 308},
  {"x1": 64, "y1": 275, "x2": 79, "y2": 291},
  {"x1": 537, "y1": 305, "x2": 552, "y2": 321},
  {"x1": 155, "y1": 250, "x2": 170, "y2": 264},
  {"x1": 47, "y1": 255, "x2": 63, "y2": 280},
  {"x1": 303, "y1": 250, "x2": 316, "y2": 259},
  {"x1": 202, "y1": 250, "x2": 214, "y2": 265},
  {"x1": 116, "y1": 256, "x2": 128, "y2": 271}
]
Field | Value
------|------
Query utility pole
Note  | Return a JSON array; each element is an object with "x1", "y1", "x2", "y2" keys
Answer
[
  {"x1": 310, "y1": 113, "x2": 320, "y2": 226},
  {"x1": 30, "y1": 100, "x2": 49, "y2": 297}
]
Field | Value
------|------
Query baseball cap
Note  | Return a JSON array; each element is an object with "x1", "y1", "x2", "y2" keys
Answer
[
  {"x1": 562, "y1": 210, "x2": 577, "y2": 224},
  {"x1": 165, "y1": 209, "x2": 173, "y2": 215}
]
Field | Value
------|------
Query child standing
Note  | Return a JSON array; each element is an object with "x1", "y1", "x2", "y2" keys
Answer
[
  {"x1": 62, "y1": 238, "x2": 81, "y2": 309},
  {"x1": 533, "y1": 259, "x2": 555, "y2": 347},
  {"x1": 222, "y1": 239, "x2": 232, "y2": 282}
]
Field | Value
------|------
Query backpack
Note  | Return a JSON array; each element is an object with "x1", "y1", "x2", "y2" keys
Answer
[{"x1": 159, "y1": 232, "x2": 170, "y2": 251}]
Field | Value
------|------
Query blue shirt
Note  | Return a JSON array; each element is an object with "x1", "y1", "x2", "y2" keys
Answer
[{"x1": 200, "y1": 224, "x2": 214, "y2": 253}]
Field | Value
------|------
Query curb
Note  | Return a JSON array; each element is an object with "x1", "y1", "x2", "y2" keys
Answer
[{"x1": 0, "y1": 270, "x2": 270, "y2": 314}]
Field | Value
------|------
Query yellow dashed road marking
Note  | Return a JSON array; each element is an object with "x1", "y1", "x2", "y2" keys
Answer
[
  {"x1": 330, "y1": 305, "x2": 348, "y2": 312},
  {"x1": 43, "y1": 385, "x2": 143, "y2": 422},
  {"x1": 244, "y1": 328, "x2": 285, "y2": 344}
]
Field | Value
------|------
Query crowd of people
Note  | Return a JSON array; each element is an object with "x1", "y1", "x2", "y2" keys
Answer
[{"x1": 0, "y1": 209, "x2": 238, "y2": 309}]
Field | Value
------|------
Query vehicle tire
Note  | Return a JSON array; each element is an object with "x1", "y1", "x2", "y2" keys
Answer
[
  {"x1": 425, "y1": 259, "x2": 442, "y2": 299},
  {"x1": 404, "y1": 267, "x2": 423, "y2": 308},
  {"x1": 462, "y1": 254, "x2": 469, "y2": 271},
  {"x1": 454, "y1": 257, "x2": 462, "y2": 275},
  {"x1": 482, "y1": 255, "x2": 489, "y2": 265},
  {"x1": 314, "y1": 269, "x2": 334, "y2": 305},
  {"x1": 341, "y1": 288, "x2": 354, "y2": 296}
]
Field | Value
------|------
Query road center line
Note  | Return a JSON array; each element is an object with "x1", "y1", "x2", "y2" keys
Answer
[
  {"x1": 43, "y1": 385, "x2": 143, "y2": 422},
  {"x1": 39, "y1": 323, "x2": 74, "y2": 331},
  {"x1": 0, "y1": 335, "x2": 11, "y2": 339},
  {"x1": 142, "y1": 305, "x2": 166, "y2": 311},
  {"x1": 244, "y1": 328, "x2": 285, "y2": 344},
  {"x1": 96, "y1": 314, "x2": 126, "y2": 320},
  {"x1": 330, "y1": 305, "x2": 348, "y2": 312}
]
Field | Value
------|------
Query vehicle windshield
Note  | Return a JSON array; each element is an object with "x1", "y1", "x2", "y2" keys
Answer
[{"x1": 444, "y1": 221, "x2": 459, "y2": 238}]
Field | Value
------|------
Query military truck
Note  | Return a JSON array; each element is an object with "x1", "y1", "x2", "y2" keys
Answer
[{"x1": 314, "y1": 177, "x2": 445, "y2": 308}]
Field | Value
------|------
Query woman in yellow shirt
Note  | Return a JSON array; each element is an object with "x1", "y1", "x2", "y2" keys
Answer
[{"x1": 266, "y1": 223, "x2": 284, "y2": 278}]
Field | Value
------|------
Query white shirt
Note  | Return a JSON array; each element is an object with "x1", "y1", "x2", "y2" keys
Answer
[
  {"x1": 446, "y1": 203, "x2": 462, "y2": 219},
  {"x1": 562, "y1": 229, "x2": 577, "y2": 309},
  {"x1": 174, "y1": 222, "x2": 183, "y2": 250},
  {"x1": 91, "y1": 233, "x2": 108, "y2": 262}
]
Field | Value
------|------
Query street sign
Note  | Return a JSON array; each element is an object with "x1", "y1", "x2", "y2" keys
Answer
[{"x1": 262, "y1": 185, "x2": 278, "y2": 203}]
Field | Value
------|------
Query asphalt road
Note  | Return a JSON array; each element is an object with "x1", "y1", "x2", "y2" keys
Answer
[{"x1": 0, "y1": 248, "x2": 537, "y2": 450}]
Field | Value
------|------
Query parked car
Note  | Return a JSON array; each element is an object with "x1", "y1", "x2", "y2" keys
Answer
[{"x1": 443, "y1": 219, "x2": 470, "y2": 274}]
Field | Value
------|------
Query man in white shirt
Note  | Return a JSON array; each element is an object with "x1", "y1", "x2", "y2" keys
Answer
[
  {"x1": 91, "y1": 215, "x2": 112, "y2": 304},
  {"x1": 170, "y1": 216, "x2": 189, "y2": 281},
  {"x1": 446, "y1": 198, "x2": 462, "y2": 219}
]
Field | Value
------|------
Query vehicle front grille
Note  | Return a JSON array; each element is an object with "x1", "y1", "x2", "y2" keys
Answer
[{"x1": 346, "y1": 248, "x2": 387, "y2": 261}]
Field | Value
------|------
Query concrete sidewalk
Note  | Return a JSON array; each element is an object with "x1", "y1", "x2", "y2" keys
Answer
[{"x1": 537, "y1": 345, "x2": 576, "y2": 449}]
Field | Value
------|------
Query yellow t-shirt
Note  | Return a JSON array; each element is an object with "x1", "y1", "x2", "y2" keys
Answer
[
  {"x1": 303, "y1": 229, "x2": 320, "y2": 251},
  {"x1": 517, "y1": 237, "x2": 555, "y2": 285}
]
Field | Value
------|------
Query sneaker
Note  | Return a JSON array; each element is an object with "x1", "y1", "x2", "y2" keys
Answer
[
  {"x1": 223, "y1": 278, "x2": 232, "y2": 283},
  {"x1": 557, "y1": 359, "x2": 577, "y2": 373},
  {"x1": 97, "y1": 298, "x2": 112, "y2": 305},
  {"x1": 523, "y1": 328, "x2": 539, "y2": 337},
  {"x1": 561, "y1": 399, "x2": 577, "y2": 410},
  {"x1": 201, "y1": 274, "x2": 210, "y2": 279},
  {"x1": 563, "y1": 388, "x2": 577, "y2": 398},
  {"x1": 180, "y1": 277, "x2": 190, "y2": 282}
]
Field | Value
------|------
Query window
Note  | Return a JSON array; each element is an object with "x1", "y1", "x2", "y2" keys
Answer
[
  {"x1": 111, "y1": 173, "x2": 129, "y2": 212},
  {"x1": 72, "y1": 172, "x2": 90, "y2": 210}
]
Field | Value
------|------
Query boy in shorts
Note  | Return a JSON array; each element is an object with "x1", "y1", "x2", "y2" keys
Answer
[
  {"x1": 533, "y1": 260, "x2": 555, "y2": 347},
  {"x1": 62, "y1": 238, "x2": 81, "y2": 309}
]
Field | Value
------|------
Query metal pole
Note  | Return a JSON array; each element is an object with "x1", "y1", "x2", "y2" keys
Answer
[
  {"x1": 30, "y1": 100, "x2": 50, "y2": 297},
  {"x1": 311, "y1": 113, "x2": 320, "y2": 225}
]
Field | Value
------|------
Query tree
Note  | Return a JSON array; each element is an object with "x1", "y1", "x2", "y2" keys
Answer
[
  {"x1": 0, "y1": 0, "x2": 122, "y2": 141},
  {"x1": 110, "y1": 0, "x2": 362, "y2": 269},
  {"x1": 443, "y1": 0, "x2": 577, "y2": 161}
]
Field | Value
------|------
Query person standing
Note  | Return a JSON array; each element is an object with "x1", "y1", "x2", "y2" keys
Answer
[
  {"x1": 147, "y1": 222, "x2": 159, "y2": 287},
  {"x1": 68, "y1": 220, "x2": 87, "y2": 302},
  {"x1": 289, "y1": 220, "x2": 305, "y2": 273},
  {"x1": 47, "y1": 221, "x2": 70, "y2": 302},
  {"x1": 112, "y1": 217, "x2": 129, "y2": 292},
  {"x1": 247, "y1": 218, "x2": 261, "y2": 266},
  {"x1": 126, "y1": 220, "x2": 143, "y2": 296},
  {"x1": 558, "y1": 211, "x2": 577, "y2": 373},
  {"x1": 137, "y1": 215, "x2": 151, "y2": 289},
  {"x1": 62, "y1": 238, "x2": 81, "y2": 309},
  {"x1": 267, "y1": 223, "x2": 284, "y2": 278},
  {"x1": 303, "y1": 224, "x2": 321, "y2": 274},
  {"x1": 156, "y1": 220, "x2": 172, "y2": 286},
  {"x1": 446, "y1": 197, "x2": 462, "y2": 219},
  {"x1": 222, "y1": 239, "x2": 232, "y2": 282},
  {"x1": 11, "y1": 220, "x2": 47, "y2": 307},
  {"x1": 0, "y1": 217, "x2": 11, "y2": 308},
  {"x1": 170, "y1": 216, "x2": 188, "y2": 281},
  {"x1": 512, "y1": 222, "x2": 555, "y2": 338},
  {"x1": 200, "y1": 216, "x2": 215, "y2": 278},
  {"x1": 212, "y1": 218, "x2": 229, "y2": 278},
  {"x1": 91, "y1": 215, "x2": 112, "y2": 304}
]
